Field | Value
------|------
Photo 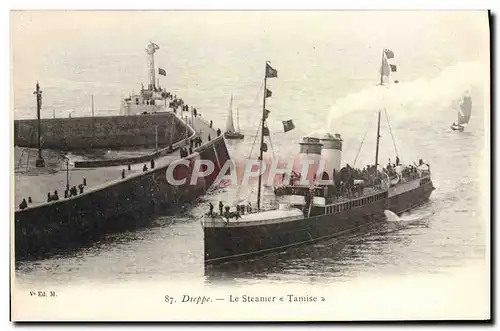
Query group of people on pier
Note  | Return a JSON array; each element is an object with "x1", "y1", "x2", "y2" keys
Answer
[
  {"x1": 19, "y1": 177, "x2": 89, "y2": 210},
  {"x1": 191, "y1": 136, "x2": 203, "y2": 148}
]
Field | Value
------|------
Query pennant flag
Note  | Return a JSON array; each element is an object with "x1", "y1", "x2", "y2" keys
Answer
[
  {"x1": 266, "y1": 63, "x2": 278, "y2": 78},
  {"x1": 384, "y1": 49, "x2": 394, "y2": 59},
  {"x1": 265, "y1": 89, "x2": 272, "y2": 98},
  {"x1": 262, "y1": 126, "x2": 270, "y2": 137},
  {"x1": 380, "y1": 48, "x2": 398, "y2": 84},
  {"x1": 260, "y1": 142, "x2": 268, "y2": 152},
  {"x1": 264, "y1": 109, "x2": 271, "y2": 119},
  {"x1": 158, "y1": 68, "x2": 166, "y2": 76},
  {"x1": 283, "y1": 120, "x2": 295, "y2": 133}
]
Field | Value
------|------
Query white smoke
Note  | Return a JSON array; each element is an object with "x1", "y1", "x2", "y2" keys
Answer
[{"x1": 326, "y1": 61, "x2": 487, "y2": 133}]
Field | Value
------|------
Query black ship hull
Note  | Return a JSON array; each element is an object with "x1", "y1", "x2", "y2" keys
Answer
[{"x1": 204, "y1": 181, "x2": 434, "y2": 265}]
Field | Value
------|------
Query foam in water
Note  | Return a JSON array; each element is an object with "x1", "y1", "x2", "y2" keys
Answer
[{"x1": 384, "y1": 210, "x2": 401, "y2": 222}]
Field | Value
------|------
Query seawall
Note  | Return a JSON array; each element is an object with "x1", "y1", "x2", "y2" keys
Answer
[
  {"x1": 14, "y1": 134, "x2": 230, "y2": 260},
  {"x1": 14, "y1": 112, "x2": 188, "y2": 150}
]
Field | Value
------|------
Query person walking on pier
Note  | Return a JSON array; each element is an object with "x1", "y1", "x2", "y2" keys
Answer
[
  {"x1": 143, "y1": 164, "x2": 148, "y2": 172},
  {"x1": 151, "y1": 159, "x2": 155, "y2": 169},
  {"x1": 208, "y1": 202, "x2": 214, "y2": 217},
  {"x1": 219, "y1": 201, "x2": 224, "y2": 216},
  {"x1": 122, "y1": 169, "x2": 126, "y2": 179},
  {"x1": 19, "y1": 198, "x2": 28, "y2": 210}
]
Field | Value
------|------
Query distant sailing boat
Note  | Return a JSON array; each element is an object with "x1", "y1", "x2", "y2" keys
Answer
[
  {"x1": 451, "y1": 93, "x2": 472, "y2": 132},
  {"x1": 224, "y1": 94, "x2": 244, "y2": 139}
]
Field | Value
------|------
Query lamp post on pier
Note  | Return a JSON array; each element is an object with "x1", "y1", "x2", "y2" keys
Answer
[
  {"x1": 66, "y1": 157, "x2": 70, "y2": 191},
  {"x1": 34, "y1": 82, "x2": 45, "y2": 168}
]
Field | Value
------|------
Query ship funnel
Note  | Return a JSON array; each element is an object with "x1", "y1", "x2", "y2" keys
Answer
[
  {"x1": 292, "y1": 137, "x2": 323, "y2": 184},
  {"x1": 320, "y1": 132, "x2": 343, "y2": 180}
]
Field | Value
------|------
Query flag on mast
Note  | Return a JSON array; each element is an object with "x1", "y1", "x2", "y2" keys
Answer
[
  {"x1": 264, "y1": 109, "x2": 271, "y2": 119},
  {"x1": 265, "y1": 89, "x2": 272, "y2": 98},
  {"x1": 282, "y1": 120, "x2": 295, "y2": 133},
  {"x1": 384, "y1": 49, "x2": 394, "y2": 59},
  {"x1": 381, "y1": 49, "x2": 399, "y2": 84},
  {"x1": 266, "y1": 63, "x2": 278, "y2": 78},
  {"x1": 158, "y1": 68, "x2": 166, "y2": 76}
]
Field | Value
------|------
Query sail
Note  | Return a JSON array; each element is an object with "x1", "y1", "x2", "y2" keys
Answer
[
  {"x1": 226, "y1": 95, "x2": 235, "y2": 133},
  {"x1": 457, "y1": 96, "x2": 472, "y2": 125},
  {"x1": 236, "y1": 107, "x2": 241, "y2": 133}
]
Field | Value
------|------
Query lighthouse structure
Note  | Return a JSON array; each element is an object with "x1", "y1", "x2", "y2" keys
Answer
[
  {"x1": 319, "y1": 132, "x2": 343, "y2": 180},
  {"x1": 146, "y1": 41, "x2": 160, "y2": 91},
  {"x1": 120, "y1": 42, "x2": 168, "y2": 115}
]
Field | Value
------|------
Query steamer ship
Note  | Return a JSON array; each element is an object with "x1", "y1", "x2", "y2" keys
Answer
[{"x1": 202, "y1": 50, "x2": 435, "y2": 265}]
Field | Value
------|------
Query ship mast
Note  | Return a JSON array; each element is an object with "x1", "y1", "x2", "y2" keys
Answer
[
  {"x1": 374, "y1": 110, "x2": 381, "y2": 169},
  {"x1": 374, "y1": 49, "x2": 385, "y2": 170},
  {"x1": 256, "y1": 65, "x2": 268, "y2": 211}
]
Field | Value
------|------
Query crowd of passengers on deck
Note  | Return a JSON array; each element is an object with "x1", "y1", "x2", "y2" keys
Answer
[
  {"x1": 206, "y1": 201, "x2": 254, "y2": 220},
  {"x1": 274, "y1": 156, "x2": 430, "y2": 201}
]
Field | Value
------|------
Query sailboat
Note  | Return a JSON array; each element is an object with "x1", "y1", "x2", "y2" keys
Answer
[
  {"x1": 224, "y1": 94, "x2": 244, "y2": 140},
  {"x1": 202, "y1": 54, "x2": 435, "y2": 265},
  {"x1": 451, "y1": 93, "x2": 472, "y2": 132}
]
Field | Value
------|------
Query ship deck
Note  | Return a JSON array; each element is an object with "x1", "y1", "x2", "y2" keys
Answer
[{"x1": 14, "y1": 114, "x2": 218, "y2": 210}]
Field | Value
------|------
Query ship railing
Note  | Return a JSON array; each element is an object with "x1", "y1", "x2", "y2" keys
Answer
[{"x1": 324, "y1": 185, "x2": 386, "y2": 204}]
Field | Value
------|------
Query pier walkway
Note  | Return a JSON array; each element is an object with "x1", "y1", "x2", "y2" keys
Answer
[{"x1": 14, "y1": 115, "x2": 219, "y2": 211}]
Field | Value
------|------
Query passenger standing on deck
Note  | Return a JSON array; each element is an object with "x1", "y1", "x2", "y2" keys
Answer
[
  {"x1": 208, "y1": 134, "x2": 211, "y2": 142},
  {"x1": 122, "y1": 169, "x2": 126, "y2": 179},
  {"x1": 143, "y1": 164, "x2": 148, "y2": 172},
  {"x1": 53, "y1": 190, "x2": 59, "y2": 201},
  {"x1": 247, "y1": 202, "x2": 252, "y2": 213},
  {"x1": 217, "y1": 128, "x2": 221, "y2": 136},
  {"x1": 193, "y1": 108, "x2": 197, "y2": 117},
  {"x1": 210, "y1": 120, "x2": 213, "y2": 128},
  {"x1": 151, "y1": 159, "x2": 155, "y2": 169},
  {"x1": 219, "y1": 201, "x2": 224, "y2": 215}
]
